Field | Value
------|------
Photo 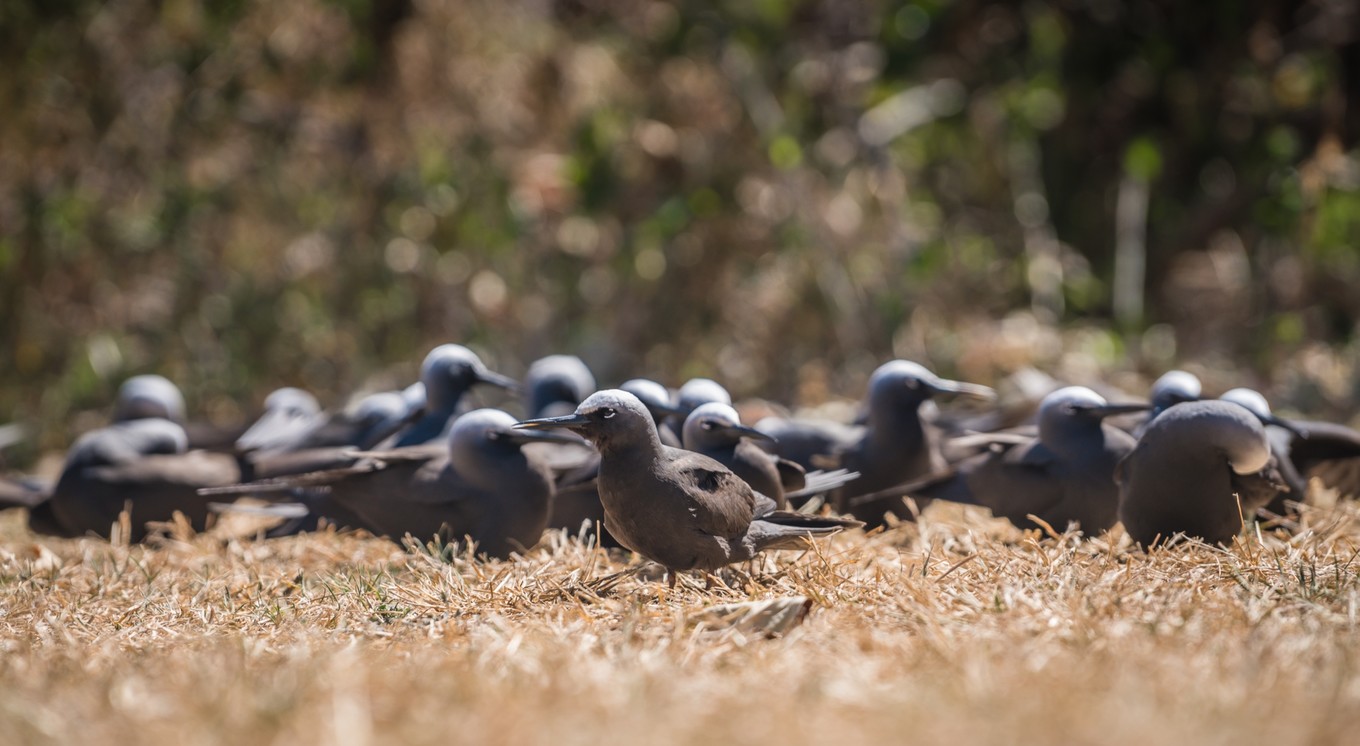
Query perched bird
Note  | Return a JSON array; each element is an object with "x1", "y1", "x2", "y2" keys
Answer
[
  {"x1": 758, "y1": 360, "x2": 995, "y2": 525},
  {"x1": 515, "y1": 391, "x2": 860, "y2": 586},
  {"x1": 390, "y1": 345, "x2": 517, "y2": 447},
  {"x1": 850, "y1": 387, "x2": 1147, "y2": 535},
  {"x1": 47, "y1": 418, "x2": 240, "y2": 541},
  {"x1": 202, "y1": 409, "x2": 572, "y2": 558},
  {"x1": 1116, "y1": 400, "x2": 1288, "y2": 547},
  {"x1": 524, "y1": 355, "x2": 596, "y2": 418}
]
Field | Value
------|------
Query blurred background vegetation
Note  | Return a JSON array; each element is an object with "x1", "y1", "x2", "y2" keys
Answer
[{"x1": 1, "y1": 0, "x2": 1358, "y2": 455}]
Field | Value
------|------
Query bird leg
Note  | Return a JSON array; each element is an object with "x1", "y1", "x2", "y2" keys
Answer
[{"x1": 667, "y1": 569, "x2": 678, "y2": 590}]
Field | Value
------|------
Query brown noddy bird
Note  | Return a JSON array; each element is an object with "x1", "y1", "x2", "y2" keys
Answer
[
  {"x1": 515, "y1": 391, "x2": 861, "y2": 585},
  {"x1": 757, "y1": 360, "x2": 995, "y2": 526},
  {"x1": 202, "y1": 409, "x2": 573, "y2": 558},
  {"x1": 47, "y1": 418, "x2": 240, "y2": 541},
  {"x1": 850, "y1": 387, "x2": 1147, "y2": 535},
  {"x1": 1116, "y1": 400, "x2": 1289, "y2": 547},
  {"x1": 389, "y1": 344, "x2": 518, "y2": 447},
  {"x1": 682, "y1": 402, "x2": 858, "y2": 510},
  {"x1": 1218, "y1": 387, "x2": 1360, "y2": 513},
  {"x1": 544, "y1": 379, "x2": 685, "y2": 547},
  {"x1": 525, "y1": 355, "x2": 597, "y2": 419},
  {"x1": 1127, "y1": 370, "x2": 1202, "y2": 437}
]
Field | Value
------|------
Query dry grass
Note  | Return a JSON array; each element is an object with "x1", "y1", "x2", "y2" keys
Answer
[{"x1": 3, "y1": 502, "x2": 1360, "y2": 746}]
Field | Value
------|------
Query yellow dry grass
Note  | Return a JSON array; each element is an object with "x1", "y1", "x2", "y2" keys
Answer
[{"x1": 2, "y1": 501, "x2": 1360, "y2": 746}]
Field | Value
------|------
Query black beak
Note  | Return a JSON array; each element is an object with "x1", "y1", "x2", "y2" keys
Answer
[
  {"x1": 1086, "y1": 402, "x2": 1152, "y2": 419},
  {"x1": 514, "y1": 413, "x2": 591, "y2": 432},
  {"x1": 494, "y1": 427, "x2": 590, "y2": 446},
  {"x1": 475, "y1": 369, "x2": 520, "y2": 391},
  {"x1": 721, "y1": 423, "x2": 777, "y2": 444},
  {"x1": 925, "y1": 378, "x2": 997, "y2": 401}
]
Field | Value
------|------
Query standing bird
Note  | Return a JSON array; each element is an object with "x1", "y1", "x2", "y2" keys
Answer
[
  {"x1": 850, "y1": 387, "x2": 1147, "y2": 535},
  {"x1": 202, "y1": 409, "x2": 571, "y2": 558},
  {"x1": 390, "y1": 344, "x2": 518, "y2": 447},
  {"x1": 1116, "y1": 400, "x2": 1288, "y2": 547},
  {"x1": 758, "y1": 360, "x2": 995, "y2": 525},
  {"x1": 524, "y1": 355, "x2": 597, "y2": 418},
  {"x1": 515, "y1": 391, "x2": 860, "y2": 586},
  {"x1": 545, "y1": 378, "x2": 683, "y2": 545},
  {"x1": 47, "y1": 418, "x2": 240, "y2": 541}
]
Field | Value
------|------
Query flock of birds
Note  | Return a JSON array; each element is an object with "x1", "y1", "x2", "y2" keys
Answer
[{"x1": 4, "y1": 343, "x2": 1360, "y2": 585}]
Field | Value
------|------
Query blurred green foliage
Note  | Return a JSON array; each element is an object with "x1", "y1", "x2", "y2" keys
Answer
[{"x1": 1, "y1": 0, "x2": 1358, "y2": 450}]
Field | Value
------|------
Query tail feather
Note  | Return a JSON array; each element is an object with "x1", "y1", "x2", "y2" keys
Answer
[
  {"x1": 747, "y1": 513, "x2": 861, "y2": 552},
  {"x1": 848, "y1": 468, "x2": 975, "y2": 509},
  {"x1": 785, "y1": 469, "x2": 859, "y2": 500}
]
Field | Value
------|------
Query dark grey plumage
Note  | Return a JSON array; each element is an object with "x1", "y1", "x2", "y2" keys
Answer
[
  {"x1": 1130, "y1": 370, "x2": 1202, "y2": 437},
  {"x1": 757, "y1": 360, "x2": 995, "y2": 526},
  {"x1": 662, "y1": 378, "x2": 731, "y2": 443},
  {"x1": 852, "y1": 387, "x2": 1145, "y2": 534},
  {"x1": 516, "y1": 391, "x2": 860, "y2": 584},
  {"x1": 203, "y1": 409, "x2": 567, "y2": 558},
  {"x1": 1116, "y1": 400, "x2": 1287, "y2": 547}
]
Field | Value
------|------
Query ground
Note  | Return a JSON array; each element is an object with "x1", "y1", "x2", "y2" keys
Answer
[{"x1": 2, "y1": 501, "x2": 1359, "y2": 746}]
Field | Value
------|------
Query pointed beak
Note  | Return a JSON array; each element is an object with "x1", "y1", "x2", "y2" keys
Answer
[
  {"x1": 925, "y1": 378, "x2": 997, "y2": 401},
  {"x1": 1087, "y1": 402, "x2": 1152, "y2": 419},
  {"x1": 475, "y1": 368, "x2": 520, "y2": 391},
  {"x1": 722, "y1": 423, "x2": 777, "y2": 444},
  {"x1": 514, "y1": 413, "x2": 591, "y2": 432},
  {"x1": 495, "y1": 427, "x2": 590, "y2": 446}
]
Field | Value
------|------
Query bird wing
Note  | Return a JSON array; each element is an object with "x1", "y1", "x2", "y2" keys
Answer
[
  {"x1": 774, "y1": 457, "x2": 807, "y2": 492},
  {"x1": 666, "y1": 449, "x2": 757, "y2": 538},
  {"x1": 1229, "y1": 458, "x2": 1291, "y2": 514},
  {"x1": 0, "y1": 476, "x2": 49, "y2": 508},
  {"x1": 86, "y1": 451, "x2": 240, "y2": 488}
]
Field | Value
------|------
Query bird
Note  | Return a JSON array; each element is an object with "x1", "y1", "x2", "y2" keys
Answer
[
  {"x1": 1130, "y1": 370, "x2": 1202, "y2": 436},
  {"x1": 390, "y1": 344, "x2": 518, "y2": 447},
  {"x1": 662, "y1": 378, "x2": 732, "y2": 442},
  {"x1": 515, "y1": 390, "x2": 861, "y2": 586},
  {"x1": 544, "y1": 377, "x2": 688, "y2": 546},
  {"x1": 681, "y1": 402, "x2": 857, "y2": 510},
  {"x1": 619, "y1": 378, "x2": 683, "y2": 447},
  {"x1": 46, "y1": 418, "x2": 241, "y2": 542},
  {"x1": 113, "y1": 374, "x2": 187, "y2": 423},
  {"x1": 234, "y1": 387, "x2": 324, "y2": 457},
  {"x1": 757, "y1": 360, "x2": 995, "y2": 526},
  {"x1": 1219, "y1": 387, "x2": 1360, "y2": 513},
  {"x1": 683, "y1": 402, "x2": 795, "y2": 508},
  {"x1": 1116, "y1": 400, "x2": 1289, "y2": 547},
  {"x1": 849, "y1": 387, "x2": 1147, "y2": 535},
  {"x1": 201, "y1": 409, "x2": 572, "y2": 557},
  {"x1": 524, "y1": 355, "x2": 597, "y2": 418}
]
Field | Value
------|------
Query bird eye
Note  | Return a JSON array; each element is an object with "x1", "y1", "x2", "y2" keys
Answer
[
  {"x1": 701, "y1": 421, "x2": 715, "y2": 430},
  {"x1": 601, "y1": 408, "x2": 616, "y2": 419}
]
